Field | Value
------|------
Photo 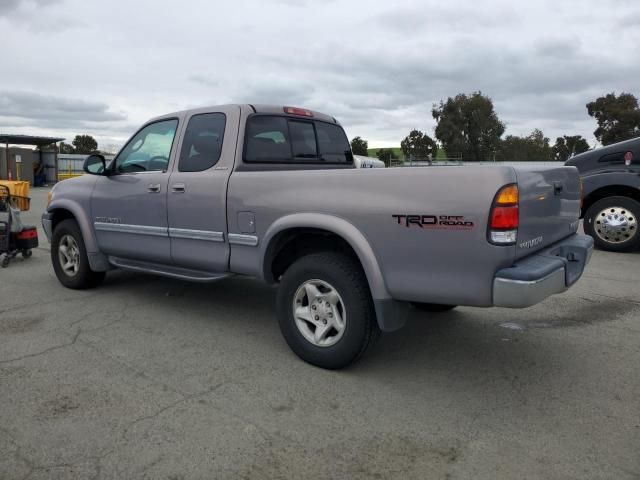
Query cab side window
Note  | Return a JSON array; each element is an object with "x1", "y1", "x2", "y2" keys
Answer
[
  {"x1": 179, "y1": 113, "x2": 226, "y2": 172},
  {"x1": 244, "y1": 116, "x2": 292, "y2": 162},
  {"x1": 115, "y1": 119, "x2": 178, "y2": 173}
]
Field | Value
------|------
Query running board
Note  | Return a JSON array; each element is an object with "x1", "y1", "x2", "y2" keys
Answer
[{"x1": 108, "y1": 256, "x2": 230, "y2": 283}]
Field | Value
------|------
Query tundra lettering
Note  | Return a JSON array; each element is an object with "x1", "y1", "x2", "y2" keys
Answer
[{"x1": 519, "y1": 236, "x2": 544, "y2": 249}]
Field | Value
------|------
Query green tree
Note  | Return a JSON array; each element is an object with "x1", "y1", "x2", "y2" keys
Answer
[
  {"x1": 350, "y1": 136, "x2": 369, "y2": 156},
  {"x1": 551, "y1": 135, "x2": 590, "y2": 161},
  {"x1": 58, "y1": 142, "x2": 75, "y2": 154},
  {"x1": 72, "y1": 134, "x2": 98, "y2": 154},
  {"x1": 586, "y1": 92, "x2": 640, "y2": 145},
  {"x1": 497, "y1": 129, "x2": 551, "y2": 161},
  {"x1": 400, "y1": 129, "x2": 438, "y2": 161},
  {"x1": 376, "y1": 148, "x2": 398, "y2": 167},
  {"x1": 432, "y1": 91, "x2": 505, "y2": 161}
]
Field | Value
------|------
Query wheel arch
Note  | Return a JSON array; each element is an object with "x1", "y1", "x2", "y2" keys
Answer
[
  {"x1": 49, "y1": 207, "x2": 75, "y2": 231},
  {"x1": 262, "y1": 214, "x2": 389, "y2": 298},
  {"x1": 582, "y1": 184, "x2": 640, "y2": 217},
  {"x1": 262, "y1": 214, "x2": 406, "y2": 332},
  {"x1": 47, "y1": 199, "x2": 110, "y2": 271},
  {"x1": 48, "y1": 199, "x2": 98, "y2": 252}
]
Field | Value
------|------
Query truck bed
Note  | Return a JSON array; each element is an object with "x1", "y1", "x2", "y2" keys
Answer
[{"x1": 227, "y1": 164, "x2": 581, "y2": 307}]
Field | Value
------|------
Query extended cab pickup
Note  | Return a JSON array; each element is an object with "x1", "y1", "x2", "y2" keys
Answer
[{"x1": 43, "y1": 104, "x2": 594, "y2": 368}]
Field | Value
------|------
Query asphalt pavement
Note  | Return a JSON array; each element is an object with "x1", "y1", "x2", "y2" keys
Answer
[{"x1": 1, "y1": 187, "x2": 638, "y2": 479}]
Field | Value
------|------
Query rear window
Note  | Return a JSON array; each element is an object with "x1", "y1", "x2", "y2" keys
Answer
[
  {"x1": 289, "y1": 121, "x2": 317, "y2": 159},
  {"x1": 316, "y1": 122, "x2": 351, "y2": 163},
  {"x1": 244, "y1": 115, "x2": 352, "y2": 164}
]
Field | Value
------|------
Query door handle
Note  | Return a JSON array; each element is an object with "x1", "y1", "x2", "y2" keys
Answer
[
  {"x1": 171, "y1": 183, "x2": 186, "y2": 193},
  {"x1": 147, "y1": 184, "x2": 161, "y2": 193},
  {"x1": 553, "y1": 181, "x2": 563, "y2": 195}
]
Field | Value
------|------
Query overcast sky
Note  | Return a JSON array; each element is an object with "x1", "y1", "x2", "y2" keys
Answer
[{"x1": 1, "y1": 0, "x2": 639, "y2": 151}]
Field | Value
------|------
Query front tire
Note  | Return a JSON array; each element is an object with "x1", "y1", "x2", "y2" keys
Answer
[
  {"x1": 51, "y1": 219, "x2": 105, "y2": 289},
  {"x1": 276, "y1": 253, "x2": 380, "y2": 369},
  {"x1": 584, "y1": 196, "x2": 640, "y2": 252}
]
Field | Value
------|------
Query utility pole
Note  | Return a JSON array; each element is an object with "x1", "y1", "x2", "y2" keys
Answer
[{"x1": 5, "y1": 140, "x2": 9, "y2": 180}]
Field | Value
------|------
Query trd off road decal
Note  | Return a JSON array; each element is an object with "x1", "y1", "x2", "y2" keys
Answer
[{"x1": 392, "y1": 214, "x2": 474, "y2": 230}]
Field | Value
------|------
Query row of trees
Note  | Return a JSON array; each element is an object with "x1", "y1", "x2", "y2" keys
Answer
[
  {"x1": 351, "y1": 91, "x2": 640, "y2": 164},
  {"x1": 57, "y1": 134, "x2": 99, "y2": 154}
]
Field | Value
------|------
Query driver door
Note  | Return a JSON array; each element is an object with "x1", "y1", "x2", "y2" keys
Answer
[{"x1": 91, "y1": 118, "x2": 180, "y2": 265}]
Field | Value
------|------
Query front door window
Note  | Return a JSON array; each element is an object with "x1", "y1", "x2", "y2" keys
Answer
[{"x1": 114, "y1": 119, "x2": 178, "y2": 173}]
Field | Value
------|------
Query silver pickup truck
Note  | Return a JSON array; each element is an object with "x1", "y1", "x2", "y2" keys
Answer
[{"x1": 43, "y1": 104, "x2": 593, "y2": 368}]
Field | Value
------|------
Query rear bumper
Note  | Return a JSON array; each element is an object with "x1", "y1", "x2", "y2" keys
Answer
[
  {"x1": 42, "y1": 212, "x2": 53, "y2": 242},
  {"x1": 493, "y1": 233, "x2": 594, "y2": 308}
]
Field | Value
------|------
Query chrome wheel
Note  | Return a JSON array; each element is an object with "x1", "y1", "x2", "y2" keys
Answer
[
  {"x1": 292, "y1": 279, "x2": 346, "y2": 347},
  {"x1": 58, "y1": 234, "x2": 80, "y2": 277},
  {"x1": 594, "y1": 207, "x2": 637, "y2": 244}
]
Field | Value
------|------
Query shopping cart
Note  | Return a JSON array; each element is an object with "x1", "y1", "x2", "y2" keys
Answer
[{"x1": 0, "y1": 185, "x2": 38, "y2": 268}]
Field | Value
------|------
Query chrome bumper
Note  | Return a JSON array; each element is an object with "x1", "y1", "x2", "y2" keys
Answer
[
  {"x1": 42, "y1": 212, "x2": 53, "y2": 242},
  {"x1": 493, "y1": 234, "x2": 594, "y2": 308}
]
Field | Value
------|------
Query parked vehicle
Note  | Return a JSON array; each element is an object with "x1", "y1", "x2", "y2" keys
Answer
[
  {"x1": 353, "y1": 155, "x2": 385, "y2": 168},
  {"x1": 566, "y1": 137, "x2": 640, "y2": 252},
  {"x1": 43, "y1": 105, "x2": 593, "y2": 368}
]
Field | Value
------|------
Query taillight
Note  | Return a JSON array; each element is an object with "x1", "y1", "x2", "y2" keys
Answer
[
  {"x1": 16, "y1": 229, "x2": 37, "y2": 240},
  {"x1": 624, "y1": 151, "x2": 633, "y2": 166},
  {"x1": 489, "y1": 184, "x2": 519, "y2": 245},
  {"x1": 283, "y1": 106, "x2": 313, "y2": 117}
]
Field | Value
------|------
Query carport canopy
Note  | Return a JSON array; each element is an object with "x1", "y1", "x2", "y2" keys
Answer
[
  {"x1": 0, "y1": 134, "x2": 64, "y2": 147},
  {"x1": 1, "y1": 134, "x2": 65, "y2": 180}
]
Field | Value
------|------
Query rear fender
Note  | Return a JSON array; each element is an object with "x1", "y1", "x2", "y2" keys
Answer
[{"x1": 262, "y1": 213, "x2": 406, "y2": 331}]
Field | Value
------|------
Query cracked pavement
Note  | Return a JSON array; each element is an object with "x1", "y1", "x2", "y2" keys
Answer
[{"x1": 0, "y1": 188, "x2": 639, "y2": 479}]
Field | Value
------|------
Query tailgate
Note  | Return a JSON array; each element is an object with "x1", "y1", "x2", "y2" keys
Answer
[{"x1": 514, "y1": 166, "x2": 581, "y2": 259}]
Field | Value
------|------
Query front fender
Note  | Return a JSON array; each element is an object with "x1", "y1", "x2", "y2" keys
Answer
[
  {"x1": 48, "y1": 198, "x2": 98, "y2": 252},
  {"x1": 582, "y1": 170, "x2": 640, "y2": 197},
  {"x1": 47, "y1": 198, "x2": 110, "y2": 272}
]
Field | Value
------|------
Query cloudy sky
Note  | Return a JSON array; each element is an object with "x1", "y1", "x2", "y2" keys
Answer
[{"x1": 1, "y1": 0, "x2": 639, "y2": 151}]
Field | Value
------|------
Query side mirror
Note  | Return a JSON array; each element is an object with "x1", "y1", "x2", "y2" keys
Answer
[{"x1": 83, "y1": 154, "x2": 106, "y2": 175}]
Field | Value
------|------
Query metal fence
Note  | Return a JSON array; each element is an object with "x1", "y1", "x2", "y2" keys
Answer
[
  {"x1": 57, "y1": 154, "x2": 114, "y2": 181},
  {"x1": 399, "y1": 159, "x2": 565, "y2": 168}
]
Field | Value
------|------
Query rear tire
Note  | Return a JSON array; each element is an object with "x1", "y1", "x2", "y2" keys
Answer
[
  {"x1": 584, "y1": 196, "x2": 640, "y2": 252},
  {"x1": 411, "y1": 302, "x2": 456, "y2": 312},
  {"x1": 51, "y1": 219, "x2": 105, "y2": 289},
  {"x1": 276, "y1": 252, "x2": 380, "y2": 369}
]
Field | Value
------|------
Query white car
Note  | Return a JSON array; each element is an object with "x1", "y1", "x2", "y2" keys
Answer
[{"x1": 353, "y1": 155, "x2": 385, "y2": 168}]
